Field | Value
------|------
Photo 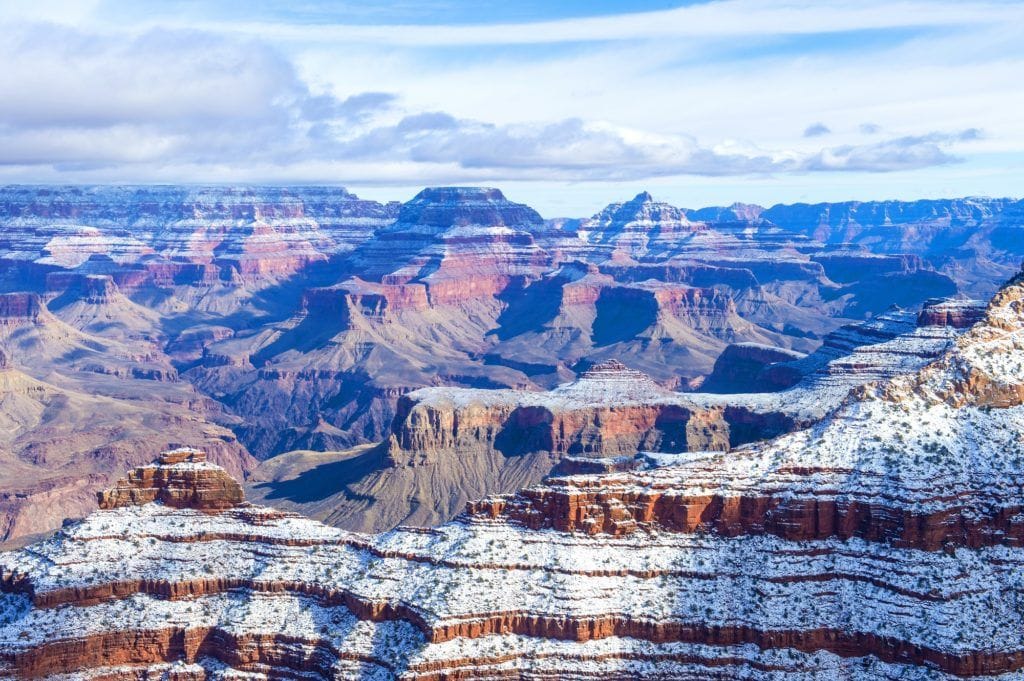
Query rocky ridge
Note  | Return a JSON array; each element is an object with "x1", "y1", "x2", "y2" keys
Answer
[
  {"x1": 0, "y1": 186, "x2": 1021, "y2": 548},
  {"x1": 5, "y1": 270, "x2": 1024, "y2": 677},
  {"x1": 242, "y1": 297, "x2": 979, "y2": 536},
  {"x1": 97, "y1": 448, "x2": 244, "y2": 511}
]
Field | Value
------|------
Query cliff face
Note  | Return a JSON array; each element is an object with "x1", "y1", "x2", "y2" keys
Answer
[
  {"x1": 388, "y1": 360, "x2": 734, "y2": 464},
  {"x1": 6, "y1": 271, "x2": 1024, "y2": 681},
  {"x1": 97, "y1": 449, "x2": 244, "y2": 511},
  {"x1": 248, "y1": 301, "x2": 975, "y2": 536},
  {"x1": 388, "y1": 299, "x2": 975, "y2": 468},
  {"x1": 1, "y1": 185, "x2": 1021, "y2": 549}
]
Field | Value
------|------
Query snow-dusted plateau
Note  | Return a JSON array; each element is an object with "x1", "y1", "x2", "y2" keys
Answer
[
  {"x1": 3, "y1": 267, "x2": 1024, "y2": 678},
  {"x1": 1, "y1": 185, "x2": 1024, "y2": 678}
]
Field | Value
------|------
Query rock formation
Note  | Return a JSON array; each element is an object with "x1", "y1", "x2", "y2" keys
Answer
[
  {"x1": 0, "y1": 185, "x2": 1022, "y2": 546},
  {"x1": 6, "y1": 270, "x2": 1024, "y2": 679},
  {"x1": 247, "y1": 299, "x2": 977, "y2": 535},
  {"x1": 97, "y1": 449, "x2": 244, "y2": 511}
]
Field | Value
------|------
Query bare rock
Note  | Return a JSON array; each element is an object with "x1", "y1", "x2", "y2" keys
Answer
[{"x1": 97, "y1": 449, "x2": 244, "y2": 511}]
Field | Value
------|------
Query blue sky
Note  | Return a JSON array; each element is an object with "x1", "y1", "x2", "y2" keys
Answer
[
  {"x1": 0, "y1": 0, "x2": 1021, "y2": 215},
  {"x1": 101, "y1": 1, "x2": 699, "y2": 25}
]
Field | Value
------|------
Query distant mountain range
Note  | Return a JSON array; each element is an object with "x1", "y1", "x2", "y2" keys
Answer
[{"x1": 0, "y1": 185, "x2": 1022, "y2": 545}]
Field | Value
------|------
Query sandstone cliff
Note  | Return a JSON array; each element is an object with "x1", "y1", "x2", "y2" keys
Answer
[
  {"x1": 7, "y1": 270, "x2": 1024, "y2": 681},
  {"x1": 246, "y1": 298, "x2": 975, "y2": 536}
]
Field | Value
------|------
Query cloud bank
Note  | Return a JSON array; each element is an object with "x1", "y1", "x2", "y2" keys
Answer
[{"x1": 0, "y1": 0, "x2": 1016, "y2": 198}]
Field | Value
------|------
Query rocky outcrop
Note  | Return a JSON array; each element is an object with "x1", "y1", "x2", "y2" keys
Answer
[
  {"x1": 917, "y1": 297, "x2": 988, "y2": 328},
  {"x1": 388, "y1": 360, "x2": 734, "y2": 464},
  {"x1": 0, "y1": 297, "x2": 255, "y2": 547},
  {"x1": 97, "y1": 449, "x2": 244, "y2": 511},
  {"x1": 575, "y1": 191, "x2": 703, "y2": 260},
  {"x1": 347, "y1": 187, "x2": 549, "y2": 294},
  {"x1": 0, "y1": 292, "x2": 43, "y2": 324},
  {"x1": 700, "y1": 342, "x2": 805, "y2": 393},
  {"x1": 8, "y1": 270, "x2": 1024, "y2": 681}
]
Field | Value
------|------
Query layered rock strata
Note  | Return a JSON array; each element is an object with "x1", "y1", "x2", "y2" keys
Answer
[
  {"x1": 248, "y1": 304, "x2": 979, "y2": 535},
  {"x1": 390, "y1": 297, "x2": 978, "y2": 467},
  {"x1": 389, "y1": 359, "x2": 734, "y2": 463},
  {"x1": 1, "y1": 185, "x2": 1021, "y2": 551},
  {"x1": 7, "y1": 268, "x2": 1024, "y2": 681},
  {"x1": 0, "y1": 185, "x2": 398, "y2": 289},
  {"x1": 97, "y1": 449, "x2": 244, "y2": 511}
]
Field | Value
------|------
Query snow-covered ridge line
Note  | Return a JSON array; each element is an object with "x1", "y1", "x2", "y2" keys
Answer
[{"x1": 3, "y1": 270, "x2": 1024, "y2": 678}]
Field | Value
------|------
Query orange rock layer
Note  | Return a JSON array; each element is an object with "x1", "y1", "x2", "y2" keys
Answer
[
  {"x1": 96, "y1": 450, "x2": 244, "y2": 511},
  {"x1": 467, "y1": 475, "x2": 1024, "y2": 550}
]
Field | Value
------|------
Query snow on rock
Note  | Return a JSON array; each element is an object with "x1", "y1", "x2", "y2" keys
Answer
[
  {"x1": 96, "y1": 449, "x2": 245, "y2": 511},
  {"x1": 2, "y1": 276, "x2": 1024, "y2": 678}
]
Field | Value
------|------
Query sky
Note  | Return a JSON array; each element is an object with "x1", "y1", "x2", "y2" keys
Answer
[{"x1": 0, "y1": 0, "x2": 1021, "y2": 216}]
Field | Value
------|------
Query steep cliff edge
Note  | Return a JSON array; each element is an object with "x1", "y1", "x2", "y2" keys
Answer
[
  {"x1": 8, "y1": 271, "x2": 1024, "y2": 681},
  {"x1": 241, "y1": 301, "x2": 980, "y2": 536},
  {"x1": 97, "y1": 449, "x2": 244, "y2": 511},
  {"x1": 473, "y1": 270, "x2": 1024, "y2": 549}
]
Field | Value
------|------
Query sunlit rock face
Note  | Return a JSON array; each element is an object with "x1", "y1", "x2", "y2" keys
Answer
[
  {"x1": 97, "y1": 449, "x2": 245, "y2": 511},
  {"x1": 0, "y1": 185, "x2": 1021, "y2": 550},
  {"x1": 5, "y1": 272, "x2": 1024, "y2": 680}
]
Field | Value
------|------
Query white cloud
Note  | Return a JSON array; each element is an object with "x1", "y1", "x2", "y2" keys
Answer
[{"x1": 0, "y1": 0, "x2": 1017, "y2": 205}]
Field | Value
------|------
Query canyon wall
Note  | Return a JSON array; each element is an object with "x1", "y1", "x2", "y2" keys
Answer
[{"x1": 5, "y1": 268, "x2": 1024, "y2": 680}]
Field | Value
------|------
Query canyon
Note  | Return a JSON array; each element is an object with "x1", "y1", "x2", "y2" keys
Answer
[
  {"x1": 0, "y1": 185, "x2": 1023, "y2": 545},
  {"x1": 245, "y1": 297, "x2": 980, "y2": 532},
  {"x1": 3, "y1": 267, "x2": 1024, "y2": 678}
]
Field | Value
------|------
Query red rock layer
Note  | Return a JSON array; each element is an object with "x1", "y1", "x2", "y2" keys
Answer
[
  {"x1": 917, "y1": 300, "x2": 987, "y2": 328},
  {"x1": 467, "y1": 475, "x2": 1024, "y2": 551},
  {"x1": 387, "y1": 395, "x2": 734, "y2": 464},
  {"x1": 6, "y1": 580, "x2": 1024, "y2": 678},
  {"x1": 0, "y1": 292, "x2": 43, "y2": 323},
  {"x1": 96, "y1": 450, "x2": 244, "y2": 511}
]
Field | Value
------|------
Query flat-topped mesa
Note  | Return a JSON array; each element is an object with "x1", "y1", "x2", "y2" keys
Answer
[
  {"x1": 917, "y1": 297, "x2": 987, "y2": 328},
  {"x1": 577, "y1": 358, "x2": 655, "y2": 383},
  {"x1": 43, "y1": 272, "x2": 119, "y2": 303},
  {"x1": 397, "y1": 186, "x2": 544, "y2": 230},
  {"x1": 387, "y1": 360, "x2": 736, "y2": 471},
  {"x1": 96, "y1": 448, "x2": 244, "y2": 511}
]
